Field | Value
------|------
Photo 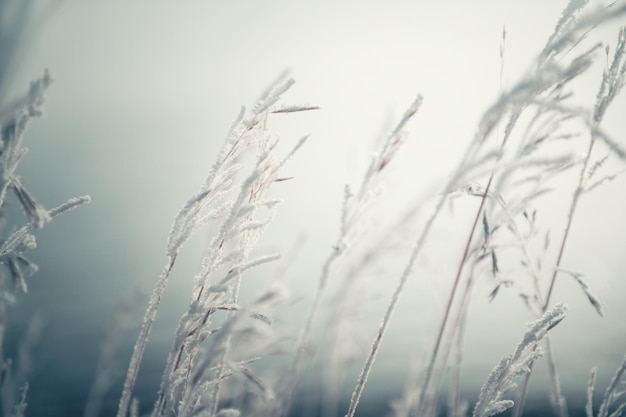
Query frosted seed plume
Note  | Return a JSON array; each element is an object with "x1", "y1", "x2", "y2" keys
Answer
[{"x1": 473, "y1": 304, "x2": 567, "y2": 417}]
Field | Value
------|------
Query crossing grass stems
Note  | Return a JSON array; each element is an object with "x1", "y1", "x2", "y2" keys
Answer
[{"x1": 2, "y1": 1, "x2": 626, "y2": 417}]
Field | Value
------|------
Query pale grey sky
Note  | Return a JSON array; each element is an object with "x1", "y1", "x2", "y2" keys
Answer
[{"x1": 3, "y1": 1, "x2": 626, "y2": 416}]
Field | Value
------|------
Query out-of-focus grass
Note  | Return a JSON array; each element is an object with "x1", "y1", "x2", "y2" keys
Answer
[{"x1": 2, "y1": 1, "x2": 626, "y2": 417}]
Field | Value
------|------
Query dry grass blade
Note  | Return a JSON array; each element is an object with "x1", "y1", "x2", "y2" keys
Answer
[{"x1": 556, "y1": 268, "x2": 604, "y2": 316}]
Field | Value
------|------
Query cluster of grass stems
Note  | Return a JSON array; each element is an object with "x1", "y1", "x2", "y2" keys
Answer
[{"x1": 2, "y1": 1, "x2": 626, "y2": 417}]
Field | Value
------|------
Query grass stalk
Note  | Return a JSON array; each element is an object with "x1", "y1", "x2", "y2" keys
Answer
[
  {"x1": 514, "y1": 22, "x2": 626, "y2": 417},
  {"x1": 278, "y1": 96, "x2": 423, "y2": 417},
  {"x1": 344, "y1": 191, "x2": 448, "y2": 417},
  {"x1": 116, "y1": 255, "x2": 178, "y2": 417}
]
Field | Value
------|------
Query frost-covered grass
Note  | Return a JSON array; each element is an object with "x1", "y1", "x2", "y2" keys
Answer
[{"x1": 2, "y1": 1, "x2": 626, "y2": 417}]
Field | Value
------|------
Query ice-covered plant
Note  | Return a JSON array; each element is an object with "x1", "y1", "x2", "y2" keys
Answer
[
  {"x1": 280, "y1": 95, "x2": 423, "y2": 417},
  {"x1": 360, "y1": 2, "x2": 626, "y2": 416},
  {"x1": 473, "y1": 303, "x2": 567, "y2": 417},
  {"x1": 586, "y1": 355, "x2": 626, "y2": 417},
  {"x1": 0, "y1": 69, "x2": 91, "y2": 417},
  {"x1": 116, "y1": 73, "x2": 315, "y2": 417},
  {"x1": 346, "y1": 2, "x2": 626, "y2": 414}
]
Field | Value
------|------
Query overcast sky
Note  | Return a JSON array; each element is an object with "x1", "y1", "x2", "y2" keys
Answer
[{"x1": 3, "y1": 1, "x2": 626, "y2": 416}]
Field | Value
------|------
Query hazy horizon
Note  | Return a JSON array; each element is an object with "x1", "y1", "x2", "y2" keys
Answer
[{"x1": 2, "y1": 1, "x2": 626, "y2": 416}]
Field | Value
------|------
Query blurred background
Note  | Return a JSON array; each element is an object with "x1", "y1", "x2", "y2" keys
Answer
[{"x1": 2, "y1": 1, "x2": 626, "y2": 416}]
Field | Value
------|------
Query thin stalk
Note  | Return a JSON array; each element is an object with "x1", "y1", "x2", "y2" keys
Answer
[
  {"x1": 449, "y1": 287, "x2": 471, "y2": 417},
  {"x1": 280, "y1": 248, "x2": 342, "y2": 416},
  {"x1": 545, "y1": 137, "x2": 596, "y2": 307},
  {"x1": 415, "y1": 33, "x2": 510, "y2": 413},
  {"x1": 515, "y1": 21, "x2": 626, "y2": 415},
  {"x1": 431, "y1": 265, "x2": 479, "y2": 417},
  {"x1": 345, "y1": 190, "x2": 448, "y2": 417},
  {"x1": 284, "y1": 97, "x2": 422, "y2": 417},
  {"x1": 116, "y1": 254, "x2": 178, "y2": 417},
  {"x1": 207, "y1": 222, "x2": 256, "y2": 417},
  {"x1": 414, "y1": 174, "x2": 493, "y2": 415},
  {"x1": 513, "y1": 135, "x2": 596, "y2": 417},
  {"x1": 346, "y1": 61, "x2": 518, "y2": 416}
]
